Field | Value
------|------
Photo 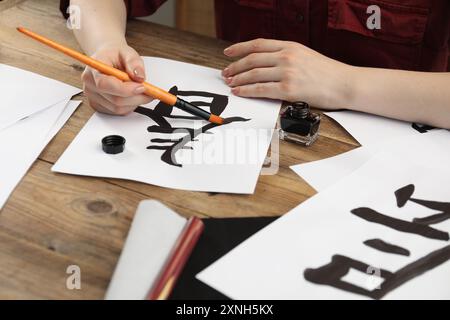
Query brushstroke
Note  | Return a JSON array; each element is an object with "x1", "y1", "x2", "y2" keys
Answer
[
  {"x1": 304, "y1": 245, "x2": 450, "y2": 300},
  {"x1": 363, "y1": 239, "x2": 410, "y2": 256},
  {"x1": 413, "y1": 212, "x2": 450, "y2": 226},
  {"x1": 351, "y1": 207, "x2": 449, "y2": 241},
  {"x1": 395, "y1": 184, "x2": 450, "y2": 226},
  {"x1": 395, "y1": 184, "x2": 415, "y2": 208}
]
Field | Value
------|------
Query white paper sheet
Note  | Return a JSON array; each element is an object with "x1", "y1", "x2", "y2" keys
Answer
[
  {"x1": 291, "y1": 130, "x2": 450, "y2": 192},
  {"x1": 0, "y1": 100, "x2": 81, "y2": 209},
  {"x1": 197, "y1": 154, "x2": 450, "y2": 299},
  {"x1": 52, "y1": 57, "x2": 281, "y2": 194},
  {"x1": 0, "y1": 64, "x2": 81, "y2": 131},
  {"x1": 105, "y1": 200, "x2": 186, "y2": 300},
  {"x1": 325, "y1": 110, "x2": 422, "y2": 146},
  {"x1": 289, "y1": 110, "x2": 431, "y2": 192},
  {"x1": 292, "y1": 146, "x2": 371, "y2": 192}
]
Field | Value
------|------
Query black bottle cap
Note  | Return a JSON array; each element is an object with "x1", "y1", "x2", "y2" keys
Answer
[{"x1": 102, "y1": 135, "x2": 126, "y2": 154}]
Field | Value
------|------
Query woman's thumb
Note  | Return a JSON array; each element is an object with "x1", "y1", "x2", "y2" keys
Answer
[{"x1": 121, "y1": 48, "x2": 146, "y2": 83}]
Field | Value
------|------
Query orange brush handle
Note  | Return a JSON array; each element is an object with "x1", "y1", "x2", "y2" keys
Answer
[{"x1": 17, "y1": 27, "x2": 177, "y2": 106}]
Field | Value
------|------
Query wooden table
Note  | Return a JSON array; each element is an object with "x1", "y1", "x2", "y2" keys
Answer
[{"x1": 0, "y1": 0, "x2": 358, "y2": 299}]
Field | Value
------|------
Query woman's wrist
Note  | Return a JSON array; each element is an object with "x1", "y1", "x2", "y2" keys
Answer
[
  {"x1": 342, "y1": 66, "x2": 382, "y2": 114},
  {"x1": 95, "y1": 38, "x2": 128, "y2": 52},
  {"x1": 74, "y1": 26, "x2": 128, "y2": 55},
  {"x1": 83, "y1": 36, "x2": 128, "y2": 55},
  {"x1": 323, "y1": 63, "x2": 357, "y2": 110}
]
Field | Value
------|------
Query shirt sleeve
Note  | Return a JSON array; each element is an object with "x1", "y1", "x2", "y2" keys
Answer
[
  {"x1": 59, "y1": 0, "x2": 70, "y2": 19},
  {"x1": 59, "y1": 0, "x2": 167, "y2": 19},
  {"x1": 124, "y1": 0, "x2": 167, "y2": 18},
  {"x1": 447, "y1": 38, "x2": 449, "y2": 72}
]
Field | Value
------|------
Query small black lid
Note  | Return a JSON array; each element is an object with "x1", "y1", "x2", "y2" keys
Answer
[
  {"x1": 102, "y1": 135, "x2": 126, "y2": 154},
  {"x1": 288, "y1": 102, "x2": 310, "y2": 119}
]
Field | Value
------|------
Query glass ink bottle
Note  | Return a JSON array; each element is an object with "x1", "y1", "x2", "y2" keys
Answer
[{"x1": 278, "y1": 102, "x2": 321, "y2": 146}]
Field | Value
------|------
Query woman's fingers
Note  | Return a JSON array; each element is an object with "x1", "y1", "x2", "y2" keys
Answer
[
  {"x1": 100, "y1": 91, "x2": 154, "y2": 108},
  {"x1": 80, "y1": 44, "x2": 154, "y2": 116},
  {"x1": 84, "y1": 79, "x2": 153, "y2": 111},
  {"x1": 83, "y1": 67, "x2": 135, "y2": 97},
  {"x1": 223, "y1": 52, "x2": 279, "y2": 77},
  {"x1": 231, "y1": 82, "x2": 283, "y2": 100},
  {"x1": 226, "y1": 67, "x2": 281, "y2": 87},
  {"x1": 85, "y1": 87, "x2": 138, "y2": 115},
  {"x1": 120, "y1": 47, "x2": 147, "y2": 82},
  {"x1": 91, "y1": 68, "x2": 146, "y2": 97},
  {"x1": 224, "y1": 38, "x2": 285, "y2": 58},
  {"x1": 88, "y1": 100, "x2": 118, "y2": 115},
  {"x1": 82, "y1": 66, "x2": 153, "y2": 115}
]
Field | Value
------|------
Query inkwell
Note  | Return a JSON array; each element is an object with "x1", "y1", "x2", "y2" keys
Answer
[{"x1": 278, "y1": 102, "x2": 321, "y2": 146}]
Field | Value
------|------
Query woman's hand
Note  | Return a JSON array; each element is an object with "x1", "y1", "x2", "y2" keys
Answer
[
  {"x1": 222, "y1": 39, "x2": 354, "y2": 109},
  {"x1": 81, "y1": 43, "x2": 153, "y2": 115}
]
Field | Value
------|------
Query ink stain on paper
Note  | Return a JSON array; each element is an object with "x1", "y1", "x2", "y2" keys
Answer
[{"x1": 135, "y1": 86, "x2": 250, "y2": 167}]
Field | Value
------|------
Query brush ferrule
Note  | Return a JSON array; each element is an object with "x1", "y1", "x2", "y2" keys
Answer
[{"x1": 174, "y1": 98, "x2": 211, "y2": 121}]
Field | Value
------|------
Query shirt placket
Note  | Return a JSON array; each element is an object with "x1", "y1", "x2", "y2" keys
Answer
[{"x1": 276, "y1": 0, "x2": 310, "y2": 44}]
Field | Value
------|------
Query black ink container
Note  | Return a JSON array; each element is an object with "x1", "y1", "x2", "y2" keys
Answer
[{"x1": 278, "y1": 102, "x2": 321, "y2": 146}]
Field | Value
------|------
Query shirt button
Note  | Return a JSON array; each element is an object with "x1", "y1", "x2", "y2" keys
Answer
[{"x1": 296, "y1": 12, "x2": 304, "y2": 23}]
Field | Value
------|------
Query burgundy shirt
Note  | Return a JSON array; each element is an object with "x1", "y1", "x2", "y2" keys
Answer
[{"x1": 61, "y1": 0, "x2": 450, "y2": 71}]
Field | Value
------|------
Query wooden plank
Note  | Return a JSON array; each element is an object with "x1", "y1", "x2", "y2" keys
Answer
[
  {"x1": 0, "y1": 160, "x2": 137, "y2": 299},
  {"x1": 0, "y1": 0, "x2": 25, "y2": 13},
  {"x1": 176, "y1": 0, "x2": 216, "y2": 38},
  {"x1": 0, "y1": 159, "x2": 207, "y2": 299},
  {"x1": 0, "y1": 230, "x2": 106, "y2": 299}
]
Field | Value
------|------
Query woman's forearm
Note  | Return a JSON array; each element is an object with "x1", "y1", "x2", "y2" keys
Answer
[
  {"x1": 348, "y1": 67, "x2": 450, "y2": 129},
  {"x1": 70, "y1": 0, "x2": 128, "y2": 54}
]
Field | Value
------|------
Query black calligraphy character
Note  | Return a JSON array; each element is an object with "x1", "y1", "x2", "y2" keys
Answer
[
  {"x1": 304, "y1": 255, "x2": 393, "y2": 299},
  {"x1": 304, "y1": 184, "x2": 450, "y2": 299},
  {"x1": 395, "y1": 184, "x2": 450, "y2": 226},
  {"x1": 304, "y1": 245, "x2": 450, "y2": 300},
  {"x1": 351, "y1": 184, "x2": 450, "y2": 241},
  {"x1": 134, "y1": 86, "x2": 250, "y2": 167}
]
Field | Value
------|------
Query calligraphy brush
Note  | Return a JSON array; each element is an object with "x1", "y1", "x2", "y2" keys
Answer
[{"x1": 17, "y1": 27, "x2": 224, "y2": 125}]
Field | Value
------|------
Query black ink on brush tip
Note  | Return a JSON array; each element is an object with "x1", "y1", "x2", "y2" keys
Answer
[{"x1": 134, "y1": 86, "x2": 250, "y2": 167}]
